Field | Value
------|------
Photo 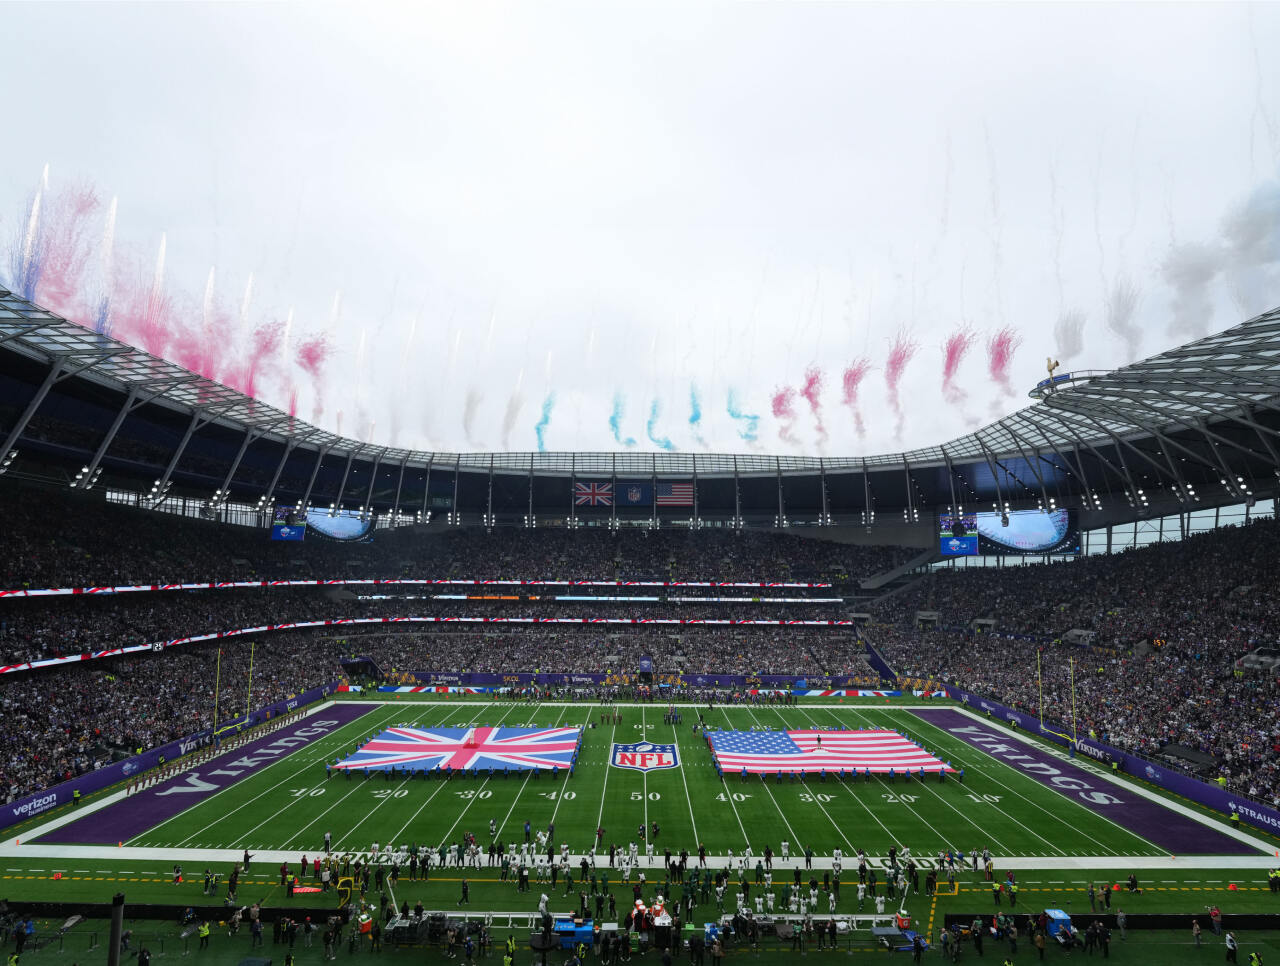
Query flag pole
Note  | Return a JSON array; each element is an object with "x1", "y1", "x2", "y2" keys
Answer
[{"x1": 1069, "y1": 657, "x2": 1078, "y2": 745}]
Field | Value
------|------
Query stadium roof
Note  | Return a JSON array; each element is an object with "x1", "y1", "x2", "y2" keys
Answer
[{"x1": 2, "y1": 285, "x2": 1279, "y2": 520}]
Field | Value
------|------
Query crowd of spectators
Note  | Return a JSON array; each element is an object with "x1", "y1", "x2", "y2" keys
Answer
[
  {"x1": 0, "y1": 632, "x2": 340, "y2": 805},
  {"x1": 5, "y1": 480, "x2": 1280, "y2": 811},
  {"x1": 870, "y1": 517, "x2": 1280, "y2": 806},
  {"x1": 0, "y1": 483, "x2": 914, "y2": 587}
]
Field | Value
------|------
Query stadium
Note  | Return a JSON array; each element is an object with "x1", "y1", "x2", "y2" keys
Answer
[{"x1": 2, "y1": 4, "x2": 1280, "y2": 964}]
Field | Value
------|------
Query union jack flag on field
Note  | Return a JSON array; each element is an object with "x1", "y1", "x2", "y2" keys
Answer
[
  {"x1": 706, "y1": 729, "x2": 952, "y2": 775},
  {"x1": 333, "y1": 726, "x2": 581, "y2": 773},
  {"x1": 574, "y1": 481, "x2": 613, "y2": 506}
]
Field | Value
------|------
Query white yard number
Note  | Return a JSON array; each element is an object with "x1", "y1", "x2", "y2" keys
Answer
[
  {"x1": 455, "y1": 789, "x2": 493, "y2": 800},
  {"x1": 631, "y1": 792, "x2": 661, "y2": 801},
  {"x1": 716, "y1": 792, "x2": 751, "y2": 802},
  {"x1": 633, "y1": 724, "x2": 654, "y2": 730},
  {"x1": 540, "y1": 791, "x2": 577, "y2": 801},
  {"x1": 372, "y1": 789, "x2": 408, "y2": 799},
  {"x1": 965, "y1": 793, "x2": 1002, "y2": 804},
  {"x1": 289, "y1": 787, "x2": 325, "y2": 798},
  {"x1": 881, "y1": 793, "x2": 918, "y2": 804},
  {"x1": 798, "y1": 793, "x2": 834, "y2": 803}
]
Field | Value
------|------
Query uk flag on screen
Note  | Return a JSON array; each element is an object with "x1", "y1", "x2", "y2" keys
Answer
[
  {"x1": 334, "y1": 726, "x2": 581, "y2": 772},
  {"x1": 706, "y1": 729, "x2": 952, "y2": 774}
]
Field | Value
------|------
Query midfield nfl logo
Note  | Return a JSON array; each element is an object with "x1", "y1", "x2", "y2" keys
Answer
[{"x1": 611, "y1": 742, "x2": 679, "y2": 772}]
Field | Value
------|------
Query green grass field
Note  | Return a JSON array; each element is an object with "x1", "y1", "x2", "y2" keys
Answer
[
  {"x1": 4, "y1": 696, "x2": 1278, "y2": 964},
  {"x1": 118, "y1": 699, "x2": 1175, "y2": 858}
]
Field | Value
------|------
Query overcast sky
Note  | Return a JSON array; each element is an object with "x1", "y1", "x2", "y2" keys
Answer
[{"x1": 2, "y1": 1, "x2": 1278, "y2": 457}]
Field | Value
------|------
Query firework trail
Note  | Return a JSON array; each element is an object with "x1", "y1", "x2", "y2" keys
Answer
[
  {"x1": 884, "y1": 333, "x2": 920, "y2": 441},
  {"x1": 111, "y1": 233, "x2": 173, "y2": 357},
  {"x1": 726, "y1": 389, "x2": 759, "y2": 444},
  {"x1": 534, "y1": 392, "x2": 556, "y2": 452},
  {"x1": 31, "y1": 182, "x2": 99, "y2": 318},
  {"x1": 1220, "y1": 176, "x2": 1280, "y2": 322},
  {"x1": 941, "y1": 327, "x2": 976, "y2": 406},
  {"x1": 986, "y1": 325, "x2": 1023, "y2": 396},
  {"x1": 296, "y1": 333, "x2": 334, "y2": 421},
  {"x1": 771, "y1": 386, "x2": 798, "y2": 445},
  {"x1": 462, "y1": 387, "x2": 483, "y2": 446},
  {"x1": 241, "y1": 319, "x2": 284, "y2": 400},
  {"x1": 840, "y1": 359, "x2": 872, "y2": 439},
  {"x1": 646, "y1": 398, "x2": 675, "y2": 451},
  {"x1": 1054, "y1": 310, "x2": 1087, "y2": 360},
  {"x1": 688, "y1": 383, "x2": 706, "y2": 447},
  {"x1": 93, "y1": 196, "x2": 117, "y2": 335},
  {"x1": 609, "y1": 392, "x2": 636, "y2": 447},
  {"x1": 501, "y1": 369, "x2": 526, "y2": 449},
  {"x1": 799, "y1": 366, "x2": 827, "y2": 446},
  {"x1": 9, "y1": 172, "x2": 48, "y2": 302},
  {"x1": 1104, "y1": 275, "x2": 1142, "y2": 357}
]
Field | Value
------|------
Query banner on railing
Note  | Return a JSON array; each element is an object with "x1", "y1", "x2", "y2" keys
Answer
[
  {"x1": 0, "y1": 578, "x2": 835, "y2": 598},
  {"x1": 0, "y1": 682, "x2": 338, "y2": 832},
  {"x1": 0, "y1": 616, "x2": 861, "y2": 675},
  {"x1": 944, "y1": 684, "x2": 1280, "y2": 834}
]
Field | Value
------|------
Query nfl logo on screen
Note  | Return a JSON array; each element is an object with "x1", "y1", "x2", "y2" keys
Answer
[{"x1": 611, "y1": 742, "x2": 679, "y2": 772}]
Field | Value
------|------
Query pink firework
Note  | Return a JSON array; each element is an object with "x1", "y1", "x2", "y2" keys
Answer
[
  {"x1": 987, "y1": 325, "x2": 1023, "y2": 394},
  {"x1": 941, "y1": 327, "x2": 977, "y2": 403},
  {"x1": 840, "y1": 358, "x2": 871, "y2": 438},
  {"x1": 109, "y1": 244, "x2": 174, "y2": 358},
  {"x1": 296, "y1": 334, "x2": 334, "y2": 420},
  {"x1": 771, "y1": 386, "x2": 798, "y2": 444},
  {"x1": 799, "y1": 366, "x2": 827, "y2": 445},
  {"x1": 32, "y1": 183, "x2": 101, "y2": 320},
  {"x1": 239, "y1": 320, "x2": 285, "y2": 400},
  {"x1": 884, "y1": 332, "x2": 921, "y2": 441}
]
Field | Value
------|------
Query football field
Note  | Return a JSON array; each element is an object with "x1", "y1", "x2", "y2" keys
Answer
[{"x1": 26, "y1": 697, "x2": 1255, "y2": 863}]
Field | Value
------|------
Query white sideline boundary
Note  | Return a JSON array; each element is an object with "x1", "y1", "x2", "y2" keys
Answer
[
  {"x1": 1, "y1": 699, "x2": 1273, "y2": 872},
  {"x1": 1, "y1": 699, "x2": 363, "y2": 848},
  {"x1": 946, "y1": 705, "x2": 1277, "y2": 859}
]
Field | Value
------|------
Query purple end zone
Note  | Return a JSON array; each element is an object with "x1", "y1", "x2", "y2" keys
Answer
[
  {"x1": 911, "y1": 708, "x2": 1258, "y2": 856},
  {"x1": 40, "y1": 703, "x2": 373, "y2": 844}
]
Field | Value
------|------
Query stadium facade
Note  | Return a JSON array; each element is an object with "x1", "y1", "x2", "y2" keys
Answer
[{"x1": 2, "y1": 285, "x2": 1279, "y2": 543}]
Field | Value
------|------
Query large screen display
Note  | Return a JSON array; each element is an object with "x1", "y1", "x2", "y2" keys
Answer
[
  {"x1": 977, "y1": 508, "x2": 1079, "y2": 555},
  {"x1": 305, "y1": 507, "x2": 374, "y2": 542},
  {"x1": 271, "y1": 506, "x2": 305, "y2": 542},
  {"x1": 938, "y1": 513, "x2": 978, "y2": 556}
]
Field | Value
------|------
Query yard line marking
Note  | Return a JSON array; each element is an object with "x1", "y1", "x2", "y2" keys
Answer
[
  {"x1": 391, "y1": 700, "x2": 528, "y2": 849},
  {"x1": 274, "y1": 709, "x2": 458, "y2": 851},
  {"x1": 815, "y1": 705, "x2": 1016, "y2": 856},
  {"x1": 169, "y1": 704, "x2": 403, "y2": 847},
  {"x1": 760, "y1": 706, "x2": 855, "y2": 852},
  {"x1": 709, "y1": 707, "x2": 750, "y2": 846},
  {"x1": 905, "y1": 711, "x2": 1120, "y2": 857},
  {"x1": 430, "y1": 702, "x2": 532, "y2": 851},
  {"x1": 332, "y1": 778, "x2": 412, "y2": 850},
  {"x1": 736, "y1": 705, "x2": 805, "y2": 853},
  {"x1": 547, "y1": 706, "x2": 592, "y2": 831},
  {"x1": 641, "y1": 705, "x2": 649, "y2": 837},
  {"x1": 666, "y1": 710, "x2": 700, "y2": 849},
  {"x1": 595, "y1": 714, "x2": 619, "y2": 834},
  {"x1": 943, "y1": 706, "x2": 1173, "y2": 857}
]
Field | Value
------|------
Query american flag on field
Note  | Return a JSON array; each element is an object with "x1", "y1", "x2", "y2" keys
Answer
[
  {"x1": 656, "y1": 481, "x2": 694, "y2": 506},
  {"x1": 706, "y1": 729, "x2": 952, "y2": 775},
  {"x1": 333, "y1": 726, "x2": 581, "y2": 773},
  {"x1": 574, "y1": 482, "x2": 613, "y2": 506}
]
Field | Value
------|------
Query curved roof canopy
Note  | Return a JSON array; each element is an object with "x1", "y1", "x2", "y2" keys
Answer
[{"x1": 2, "y1": 286, "x2": 1279, "y2": 521}]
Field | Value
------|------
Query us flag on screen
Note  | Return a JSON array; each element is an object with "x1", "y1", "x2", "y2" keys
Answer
[
  {"x1": 656, "y1": 481, "x2": 694, "y2": 506},
  {"x1": 706, "y1": 729, "x2": 953, "y2": 774},
  {"x1": 574, "y1": 482, "x2": 613, "y2": 506},
  {"x1": 333, "y1": 726, "x2": 580, "y2": 772}
]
